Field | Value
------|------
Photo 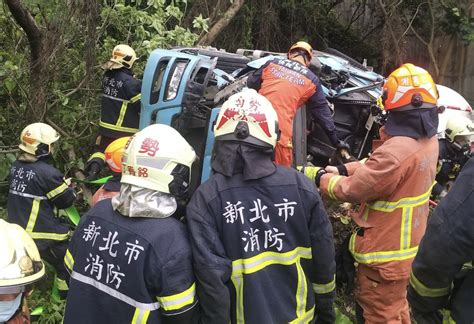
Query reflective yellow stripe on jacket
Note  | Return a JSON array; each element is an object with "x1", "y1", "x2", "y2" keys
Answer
[
  {"x1": 409, "y1": 271, "x2": 450, "y2": 297},
  {"x1": 24, "y1": 197, "x2": 70, "y2": 241},
  {"x1": 101, "y1": 93, "x2": 141, "y2": 134},
  {"x1": 231, "y1": 247, "x2": 313, "y2": 323},
  {"x1": 312, "y1": 275, "x2": 336, "y2": 294},
  {"x1": 46, "y1": 183, "x2": 69, "y2": 200},
  {"x1": 327, "y1": 176, "x2": 343, "y2": 200},
  {"x1": 350, "y1": 183, "x2": 435, "y2": 264},
  {"x1": 64, "y1": 248, "x2": 75, "y2": 271},
  {"x1": 156, "y1": 283, "x2": 196, "y2": 312},
  {"x1": 131, "y1": 308, "x2": 150, "y2": 324},
  {"x1": 88, "y1": 152, "x2": 106, "y2": 162}
]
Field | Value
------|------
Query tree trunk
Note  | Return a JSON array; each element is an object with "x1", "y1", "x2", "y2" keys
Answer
[
  {"x1": 198, "y1": 0, "x2": 246, "y2": 46},
  {"x1": 438, "y1": 35, "x2": 455, "y2": 84},
  {"x1": 84, "y1": 0, "x2": 99, "y2": 86},
  {"x1": 5, "y1": 0, "x2": 49, "y2": 121},
  {"x1": 377, "y1": 0, "x2": 403, "y2": 68}
]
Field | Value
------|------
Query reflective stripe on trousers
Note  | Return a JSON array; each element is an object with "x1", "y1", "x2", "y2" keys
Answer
[{"x1": 231, "y1": 247, "x2": 314, "y2": 323}]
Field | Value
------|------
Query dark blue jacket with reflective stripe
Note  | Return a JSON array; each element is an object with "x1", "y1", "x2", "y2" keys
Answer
[
  {"x1": 100, "y1": 67, "x2": 141, "y2": 138},
  {"x1": 7, "y1": 159, "x2": 74, "y2": 249},
  {"x1": 64, "y1": 200, "x2": 197, "y2": 324},
  {"x1": 408, "y1": 156, "x2": 474, "y2": 323},
  {"x1": 187, "y1": 163, "x2": 336, "y2": 323}
]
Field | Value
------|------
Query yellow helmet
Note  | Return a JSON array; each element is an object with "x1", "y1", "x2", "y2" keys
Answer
[
  {"x1": 214, "y1": 89, "x2": 279, "y2": 148},
  {"x1": 105, "y1": 44, "x2": 137, "y2": 70},
  {"x1": 121, "y1": 124, "x2": 196, "y2": 197},
  {"x1": 104, "y1": 137, "x2": 130, "y2": 173},
  {"x1": 19, "y1": 123, "x2": 60, "y2": 157},
  {"x1": 0, "y1": 219, "x2": 45, "y2": 294},
  {"x1": 445, "y1": 116, "x2": 474, "y2": 143},
  {"x1": 288, "y1": 41, "x2": 314, "y2": 62}
]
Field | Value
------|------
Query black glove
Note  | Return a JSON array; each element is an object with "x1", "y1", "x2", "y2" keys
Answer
[
  {"x1": 84, "y1": 159, "x2": 104, "y2": 181},
  {"x1": 315, "y1": 169, "x2": 327, "y2": 187},
  {"x1": 336, "y1": 140, "x2": 350, "y2": 151}
]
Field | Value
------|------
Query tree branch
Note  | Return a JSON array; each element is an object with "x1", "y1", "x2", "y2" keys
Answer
[
  {"x1": 197, "y1": 0, "x2": 245, "y2": 46},
  {"x1": 5, "y1": 0, "x2": 42, "y2": 62},
  {"x1": 399, "y1": 2, "x2": 427, "y2": 41}
]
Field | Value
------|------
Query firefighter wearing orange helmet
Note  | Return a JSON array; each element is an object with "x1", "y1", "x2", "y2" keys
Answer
[
  {"x1": 90, "y1": 137, "x2": 130, "y2": 206},
  {"x1": 307, "y1": 63, "x2": 440, "y2": 323}
]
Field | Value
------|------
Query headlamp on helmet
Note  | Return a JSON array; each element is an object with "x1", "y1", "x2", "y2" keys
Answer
[
  {"x1": 214, "y1": 89, "x2": 279, "y2": 149},
  {"x1": 383, "y1": 63, "x2": 438, "y2": 111},
  {"x1": 0, "y1": 220, "x2": 45, "y2": 294}
]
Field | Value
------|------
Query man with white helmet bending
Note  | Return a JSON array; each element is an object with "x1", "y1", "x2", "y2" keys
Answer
[{"x1": 64, "y1": 124, "x2": 198, "y2": 323}]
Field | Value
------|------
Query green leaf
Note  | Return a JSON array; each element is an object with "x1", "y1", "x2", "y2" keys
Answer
[
  {"x1": 335, "y1": 306, "x2": 354, "y2": 324},
  {"x1": 4, "y1": 78, "x2": 15, "y2": 92}
]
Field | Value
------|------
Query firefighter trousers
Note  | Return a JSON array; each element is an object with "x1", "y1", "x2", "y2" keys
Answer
[{"x1": 355, "y1": 264, "x2": 410, "y2": 324}]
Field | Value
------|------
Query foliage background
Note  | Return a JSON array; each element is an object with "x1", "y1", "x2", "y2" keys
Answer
[{"x1": 0, "y1": 0, "x2": 473, "y2": 322}]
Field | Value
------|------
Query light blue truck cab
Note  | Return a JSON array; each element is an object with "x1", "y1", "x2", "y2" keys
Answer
[
  {"x1": 140, "y1": 48, "x2": 384, "y2": 189},
  {"x1": 140, "y1": 49, "x2": 225, "y2": 190}
]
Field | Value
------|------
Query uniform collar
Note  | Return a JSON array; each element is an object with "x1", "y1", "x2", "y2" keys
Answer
[
  {"x1": 104, "y1": 174, "x2": 121, "y2": 192},
  {"x1": 384, "y1": 108, "x2": 439, "y2": 139},
  {"x1": 212, "y1": 142, "x2": 276, "y2": 180}
]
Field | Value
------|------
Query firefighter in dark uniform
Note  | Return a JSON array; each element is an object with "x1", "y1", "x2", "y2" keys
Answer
[
  {"x1": 432, "y1": 115, "x2": 474, "y2": 199},
  {"x1": 247, "y1": 41, "x2": 347, "y2": 167},
  {"x1": 64, "y1": 124, "x2": 198, "y2": 323},
  {"x1": 7, "y1": 123, "x2": 75, "y2": 298},
  {"x1": 408, "y1": 156, "x2": 474, "y2": 324},
  {"x1": 186, "y1": 89, "x2": 336, "y2": 323},
  {"x1": 85, "y1": 44, "x2": 142, "y2": 180}
]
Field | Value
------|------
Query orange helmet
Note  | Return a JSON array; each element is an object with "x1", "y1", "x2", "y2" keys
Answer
[
  {"x1": 288, "y1": 41, "x2": 313, "y2": 62},
  {"x1": 383, "y1": 63, "x2": 438, "y2": 111},
  {"x1": 104, "y1": 137, "x2": 130, "y2": 173}
]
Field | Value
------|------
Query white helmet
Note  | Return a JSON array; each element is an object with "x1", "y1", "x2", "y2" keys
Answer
[
  {"x1": 445, "y1": 116, "x2": 474, "y2": 143},
  {"x1": 214, "y1": 89, "x2": 279, "y2": 148},
  {"x1": 19, "y1": 123, "x2": 60, "y2": 157},
  {"x1": 104, "y1": 44, "x2": 137, "y2": 70},
  {"x1": 121, "y1": 124, "x2": 196, "y2": 196},
  {"x1": 0, "y1": 219, "x2": 45, "y2": 294}
]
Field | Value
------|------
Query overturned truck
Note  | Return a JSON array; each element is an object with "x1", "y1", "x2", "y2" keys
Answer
[{"x1": 139, "y1": 47, "x2": 384, "y2": 193}]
